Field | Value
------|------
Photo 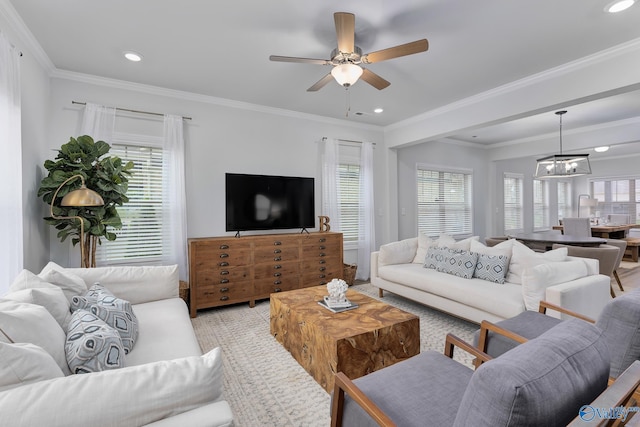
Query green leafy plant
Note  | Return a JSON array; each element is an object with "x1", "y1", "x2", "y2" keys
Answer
[{"x1": 38, "y1": 135, "x2": 134, "y2": 267}]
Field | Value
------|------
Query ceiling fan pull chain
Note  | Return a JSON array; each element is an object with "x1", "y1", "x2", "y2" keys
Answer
[{"x1": 345, "y1": 87, "x2": 350, "y2": 117}]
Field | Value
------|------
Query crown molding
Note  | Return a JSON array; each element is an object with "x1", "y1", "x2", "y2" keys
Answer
[
  {"x1": 0, "y1": 0, "x2": 55, "y2": 73},
  {"x1": 386, "y1": 37, "x2": 640, "y2": 132}
]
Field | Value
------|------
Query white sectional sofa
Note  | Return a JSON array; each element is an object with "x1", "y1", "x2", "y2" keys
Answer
[
  {"x1": 0, "y1": 262, "x2": 233, "y2": 427},
  {"x1": 371, "y1": 235, "x2": 612, "y2": 323}
]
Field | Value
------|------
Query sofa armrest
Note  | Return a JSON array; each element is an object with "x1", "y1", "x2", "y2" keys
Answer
[
  {"x1": 64, "y1": 265, "x2": 179, "y2": 304},
  {"x1": 370, "y1": 252, "x2": 380, "y2": 280},
  {"x1": 567, "y1": 255, "x2": 599, "y2": 276},
  {"x1": 545, "y1": 274, "x2": 611, "y2": 320},
  {"x1": 142, "y1": 401, "x2": 233, "y2": 427}
]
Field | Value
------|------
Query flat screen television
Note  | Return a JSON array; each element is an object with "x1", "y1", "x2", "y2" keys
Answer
[{"x1": 225, "y1": 173, "x2": 315, "y2": 232}]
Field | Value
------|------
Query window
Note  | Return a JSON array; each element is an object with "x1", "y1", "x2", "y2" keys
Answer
[
  {"x1": 416, "y1": 165, "x2": 473, "y2": 237},
  {"x1": 533, "y1": 179, "x2": 549, "y2": 230},
  {"x1": 557, "y1": 181, "x2": 572, "y2": 220},
  {"x1": 337, "y1": 162, "x2": 361, "y2": 245},
  {"x1": 589, "y1": 177, "x2": 639, "y2": 224},
  {"x1": 96, "y1": 135, "x2": 164, "y2": 264},
  {"x1": 504, "y1": 173, "x2": 523, "y2": 232}
]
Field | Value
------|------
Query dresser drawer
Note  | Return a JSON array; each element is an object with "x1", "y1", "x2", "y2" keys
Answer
[
  {"x1": 254, "y1": 261, "x2": 299, "y2": 279},
  {"x1": 193, "y1": 247, "x2": 252, "y2": 266},
  {"x1": 254, "y1": 276, "x2": 299, "y2": 296},
  {"x1": 195, "y1": 265, "x2": 251, "y2": 285},
  {"x1": 196, "y1": 281, "x2": 253, "y2": 305},
  {"x1": 254, "y1": 245, "x2": 299, "y2": 264},
  {"x1": 252, "y1": 235, "x2": 300, "y2": 248}
]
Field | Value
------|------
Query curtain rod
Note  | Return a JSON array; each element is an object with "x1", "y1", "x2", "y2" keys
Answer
[
  {"x1": 321, "y1": 137, "x2": 376, "y2": 145},
  {"x1": 71, "y1": 101, "x2": 192, "y2": 120}
]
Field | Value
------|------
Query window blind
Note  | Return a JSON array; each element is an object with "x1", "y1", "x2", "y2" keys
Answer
[
  {"x1": 557, "y1": 181, "x2": 572, "y2": 220},
  {"x1": 504, "y1": 173, "x2": 523, "y2": 232},
  {"x1": 96, "y1": 144, "x2": 164, "y2": 264},
  {"x1": 416, "y1": 166, "x2": 473, "y2": 237},
  {"x1": 337, "y1": 163, "x2": 360, "y2": 243},
  {"x1": 589, "y1": 177, "x2": 639, "y2": 224},
  {"x1": 533, "y1": 179, "x2": 549, "y2": 230}
]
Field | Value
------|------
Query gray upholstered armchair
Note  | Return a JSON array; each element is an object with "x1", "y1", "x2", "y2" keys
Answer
[{"x1": 331, "y1": 320, "x2": 611, "y2": 427}]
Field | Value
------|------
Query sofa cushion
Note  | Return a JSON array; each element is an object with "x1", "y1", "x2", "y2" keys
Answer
[
  {"x1": 506, "y1": 242, "x2": 567, "y2": 284},
  {"x1": 0, "y1": 300, "x2": 71, "y2": 375},
  {"x1": 412, "y1": 234, "x2": 435, "y2": 263},
  {"x1": 64, "y1": 264, "x2": 179, "y2": 304},
  {"x1": 379, "y1": 237, "x2": 418, "y2": 266},
  {"x1": 521, "y1": 260, "x2": 588, "y2": 311},
  {"x1": 71, "y1": 284, "x2": 139, "y2": 354},
  {"x1": 38, "y1": 262, "x2": 88, "y2": 302},
  {"x1": 0, "y1": 342, "x2": 65, "y2": 392},
  {"x1": 2, "y1": 286, "x2": 72, "y2": 330},
  {"x1": 379, "y1": 263, "x2": 525, "y2": 319},
  {"x1": 425, "y1": 247, "x2": 478, "y2": 279},
  {"x1": 65, "y1": 309, "x2": 126, "y2": 374},
  {"x1": 473, "y1": 253, "x2": 510, "y2": 284},
  {"x1": 596, "y1": 289, "x2": 640, "y2": 378},
  {"x1": 470, "y1": 238, "x2": 514, "y2": 257},
  {"x1": 453, "y1": 319, "x2": 610, "y2": 427},
  {"x1": 0, "y1": 347, "x2": 225, "y2": 427},
  {"x1": 127, "y1": 298, "x2": 202, "y2": 366}
]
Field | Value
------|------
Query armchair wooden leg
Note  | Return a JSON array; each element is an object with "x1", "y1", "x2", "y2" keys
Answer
[
  {"x1": 610, "y1": 283, "x2": 617, "y2": 299},
  {"x1": 613, "y1": 269, "x2": 625, "y2": 292}
]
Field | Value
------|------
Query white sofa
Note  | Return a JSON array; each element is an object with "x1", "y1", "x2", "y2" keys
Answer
[
  {"x1": 0, "y1": 262, "x2": 233, "y2": 427},
  {"x1": 371, "y1": 235, "x2": 612, "y2": 324}
]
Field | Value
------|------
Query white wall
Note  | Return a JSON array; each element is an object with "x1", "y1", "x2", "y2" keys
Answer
[
  {"x1": 395, "y1": 140, "x2": 489, "y2": 241},
  {"x1": 47, "y1": 77, "x2": 386, "y2": 266}
]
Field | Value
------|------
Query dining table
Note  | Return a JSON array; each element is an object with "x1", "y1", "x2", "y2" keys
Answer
[
  {"x1": 552, "y1": 223, "x2": 637, "y2": 239},
  {"x1": 511, "y1": 232, "x2": 607, "y2": 252}
]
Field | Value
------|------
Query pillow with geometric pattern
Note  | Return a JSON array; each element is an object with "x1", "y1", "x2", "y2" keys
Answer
[
  {"x1": 473, "y1": 253, "x2": 510, "y2": 284},
  {"x1": 65, "y1": 309, "x2": 125, "y2": 374},
  {"x1": 71, "y1": 284, "x2": 138, "y2": 354}
]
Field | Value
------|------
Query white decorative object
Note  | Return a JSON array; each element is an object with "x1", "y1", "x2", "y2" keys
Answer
[{"x1": 326, "y1": 278, "x2": 348, "y2": 306}]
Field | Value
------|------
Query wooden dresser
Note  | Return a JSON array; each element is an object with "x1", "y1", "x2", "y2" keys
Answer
[{"x1": 188, "y1": 232, "x2": 343, "y2": 317}]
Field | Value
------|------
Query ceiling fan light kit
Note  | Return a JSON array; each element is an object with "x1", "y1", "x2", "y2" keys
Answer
[
  {"x1": 269, "y1": 12, "x2": 428, "y2": 92},
  {"x1": 535, "y1": 110, "x2": 592, "y2": 178}
]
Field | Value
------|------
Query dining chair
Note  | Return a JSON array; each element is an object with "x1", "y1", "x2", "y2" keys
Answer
[
  {"x1": 608, "y1": 214, "x2": 630, "y2": 225},
  {"x1": 606, "y1": 239, "x2": 628, "y2": 293},
  {"x1": 562, "y1": 217, "x2": 592, "y2": 237}
]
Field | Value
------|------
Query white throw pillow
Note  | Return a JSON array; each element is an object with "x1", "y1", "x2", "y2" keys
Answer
[
  {"x1": 9, "y1": 269, "x2": 58, "y2": 293},
  {"x1": 412, "y1": 234, "x2": 435, "y2": 263},
  {"x1": 0, "y1": 300, "x2": 71, "y2": 375},
  {"x1": 521, "y1": 260, "x2": 588, "y2": 310},
  {"x1": 505, "y1": 242, "x2": 568, "y2": 284},
  {"x1": 0, "y1": 347, "x2": 224, "y2": 427},
  {"x1": 38, "y1": 262, "x2": 88, "y2": 302},
  {"x1": 470, "y1": 239, "x2": 514, "y2": 257},
  {"x1": 379, "y1": 238, "x2": 418, "y2": 266},
  {"x1": 2, "y1": 287, "x2": 72, "y2": 331},
  {"x1": 0, "y1": 342, "x2": 64, "y2": 392}
]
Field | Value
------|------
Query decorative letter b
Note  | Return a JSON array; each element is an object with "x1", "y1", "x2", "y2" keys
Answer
[{"x1": 318, "y1": 215, "x2": 331, "y2": 232}]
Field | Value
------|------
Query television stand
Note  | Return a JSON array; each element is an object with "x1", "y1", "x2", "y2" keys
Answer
[
  {"x1": 187, "y1": 232, "x2": 344, "y2": 317},
  {"x1": 300, "y1": 228, "x2": 310, "y2": 234}
]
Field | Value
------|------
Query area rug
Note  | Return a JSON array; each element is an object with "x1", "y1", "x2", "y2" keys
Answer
[{"x1": 191, "y1": 283, "x2": 478, "y2": 427}]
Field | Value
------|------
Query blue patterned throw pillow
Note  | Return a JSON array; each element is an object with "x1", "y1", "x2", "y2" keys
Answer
[
  {"x1": 65, "y1": 310, "x2": 125, "y2": 374},
  {"x1": 424, "y1": 247, "x2": 478, "y2": 279},
  {"x1": 473, "y1": 253, "x2": 510, "y2": 284}
]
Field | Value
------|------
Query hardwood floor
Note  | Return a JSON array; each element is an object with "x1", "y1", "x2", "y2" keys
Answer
[{"x1": 612, "y1": 261, "x2": 640, "y2": 296}]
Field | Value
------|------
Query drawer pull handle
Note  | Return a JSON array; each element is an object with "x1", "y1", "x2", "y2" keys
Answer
[
  {"x1": 274, "y1": 280, "x2": 282, "y2": 285},
  {"x1": 319, "y1": 238, "x2": 326, "y2": 242},
  {"x1": 219, "y1": 262, "x2": 229, "y2": 267},
  {"x1": 319, "y1": 260, "x2": 326, "y2": 264},
  {"x1": 220, "y1": 270, "x2": 229, "y2": 275},
  {"x1": 219, "y1": 244, "x2": 229, "y2": 250},
  {"x1": 319, "y1": 274, "x2": 325, "y2": 278},
  {"x1": 274, "y1": 249, "x2": 282, "y2": 254},
  {"x1": 220, "y1": 253, "x2": 229, "y2": 258},
  {"x1": 320, "y1": 280, "x2": 327, "y2": 285},
  {"x1": 274, "y1": 241, "x2": 282, "y2": 246},
  {"x1": 274, "y1": 272, "x2": 282, "y2": 277},
  {"x1": 220, "y1": 279, "x2": 229, "y2": 284},
  {"x1": 274, "y1": 265, "x2": 282, "y2": 269},
  {"x1": 204, "y1": 291, "x2": 214, "y2": 296},
  {"x1": 274, "y1": 256, "x2": 282, "y2": 261},
  {"x1": 220, "y1": 296, "x2": 229, "y2": 301},
  {"x1": 319, "y1": 253, "x2": 326, "y2": 257},
  {"x1": 274, "y1": 288, "x2": 282, "y2": 293},
  {"x1": 319, "y1": 246, "x2": 326, "y2": 250},
  {"x1": 220, "y1": 287, "x2": 229, "y2": 293},
  {"x1": 319, "y1": 267, "x2": 326, "y2": 271}
]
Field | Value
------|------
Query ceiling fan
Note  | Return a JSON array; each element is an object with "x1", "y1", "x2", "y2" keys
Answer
[{"x1": 269, "y1": 12, "x2": 429, "y2": 92}]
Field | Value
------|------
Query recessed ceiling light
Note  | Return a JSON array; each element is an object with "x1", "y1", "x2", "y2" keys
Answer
[
  {"x1": 594, "y1": 146, "x2": 610, "y2": 152},
  {"x1": 605, "y1": 0, "x2": 635, "y2": 13},
  {"x1": 373, "y1": 108, "x2": 384, "y2": 114},
  {"x1": 124, "y1": 51, "x2": 143, "y2": 62}
]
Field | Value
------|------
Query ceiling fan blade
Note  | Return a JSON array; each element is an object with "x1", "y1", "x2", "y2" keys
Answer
[
  {"x1": 269, "y1": 55, "x2": 330, "y2": 65},
  {"x1": 363, "y1": 39, "x2": 429, "y2": 64},
  {"x1": 307, "y1": 73, "x2": 335, "y2": 92},
  {"x1": 334, "y1": 12, "x2": 355, "y2": 53},
  {"x1": 361, "y1": 69, "x2": 390, "y2": 90}
]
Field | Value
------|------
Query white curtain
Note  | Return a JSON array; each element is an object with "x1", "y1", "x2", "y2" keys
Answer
[
  {"x1": 162, "y1": 115, "x2": 188, "y2": 281},
  {"x1": 0, "y1": 32, "x2": 22, "y2": 295},
  {"x1": 356, "y1": 142, "x2": 375, "y2": 280},
  {"x1": 80, "y1": 102, "x2": 115, "y2": 143},
  {"x1": 321, "y1": 138, "x2": 341, "y2": 230}
]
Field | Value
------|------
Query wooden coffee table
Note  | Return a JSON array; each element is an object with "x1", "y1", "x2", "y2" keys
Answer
[{"x1": 269, "y1": 285, "x2": 420, "y2": 392}]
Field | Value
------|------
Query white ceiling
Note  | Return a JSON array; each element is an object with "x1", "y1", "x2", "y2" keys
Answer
[{"x1": 8, "y1": 0, "x2": 640, "y2": 156}]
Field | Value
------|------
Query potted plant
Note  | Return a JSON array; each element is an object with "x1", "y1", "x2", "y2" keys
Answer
[{"x1": 38, "y1": 135, "x2": 133, "y2": 267}]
